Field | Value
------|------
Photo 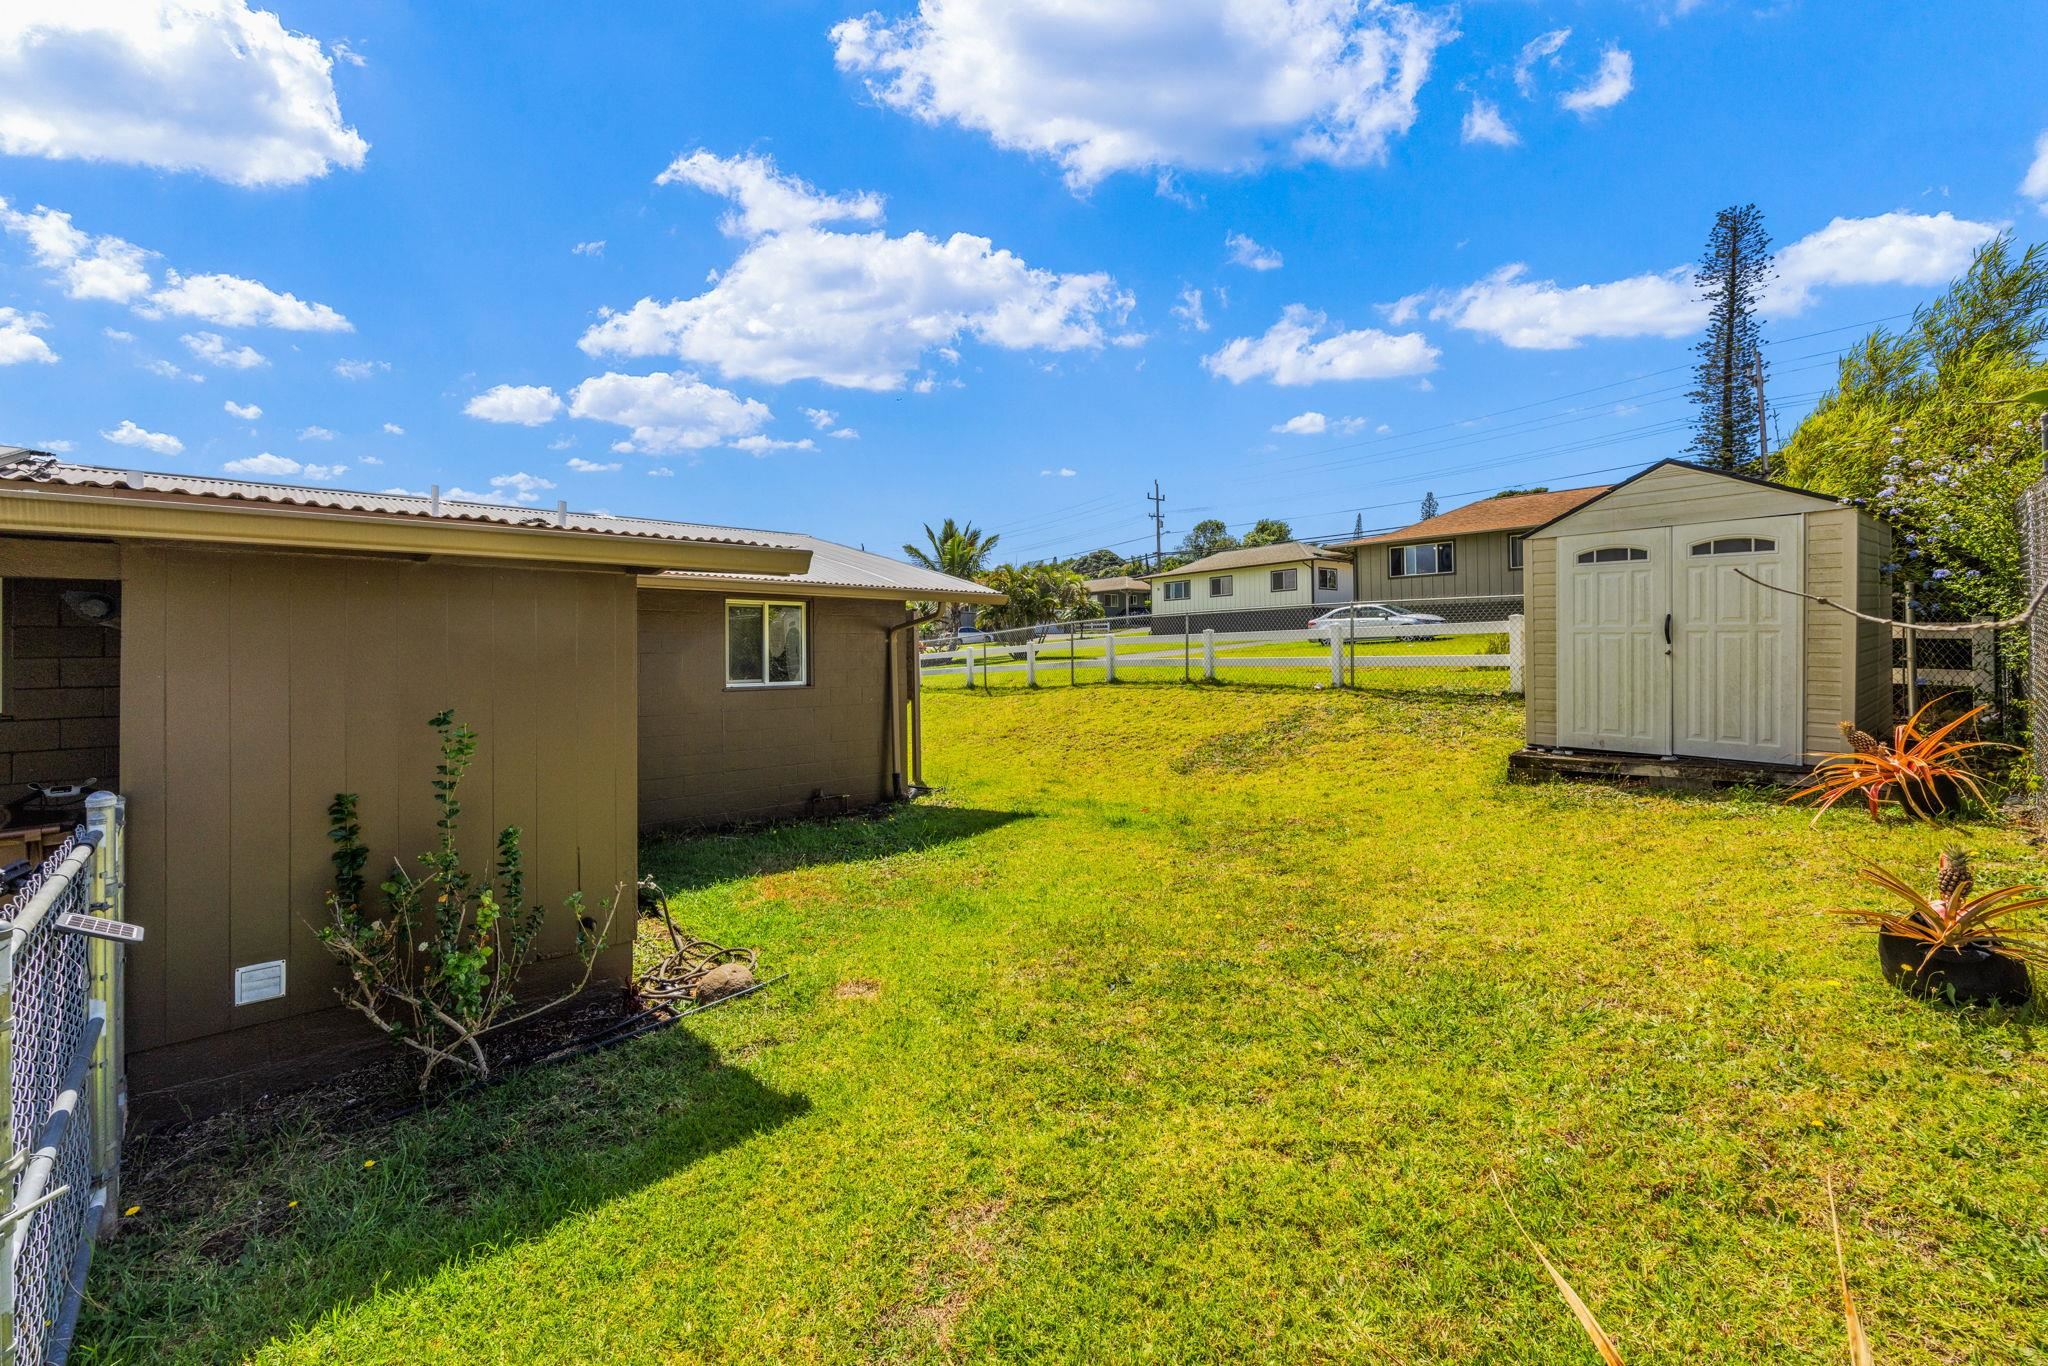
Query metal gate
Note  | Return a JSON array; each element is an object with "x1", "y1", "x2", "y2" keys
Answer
[{"x1": 0, "y1": 794, "x2": 127, "y2": 1366}]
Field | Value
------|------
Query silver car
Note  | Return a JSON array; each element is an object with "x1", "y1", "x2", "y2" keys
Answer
[{"x1": 1307, "y1": 603, "x2": 1446, "y2": 642}]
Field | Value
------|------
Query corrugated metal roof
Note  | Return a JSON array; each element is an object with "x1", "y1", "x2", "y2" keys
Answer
[
  {"x1": 1146, "y1": 541, "x2": 1350, "y2": 578},
  {"x1": 0, "y1": 452, "x2": 791, "y2": 549},
  {"x1": 650, "y1": 532, "x2": 1004, "y2": 602},
  {"x1": 1336, "y1": 485, "x2": 1612, "y2": 546}
]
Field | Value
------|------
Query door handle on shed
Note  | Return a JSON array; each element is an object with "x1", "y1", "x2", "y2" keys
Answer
[{"x1": 1663, "y1": 613, "x2": 1672, "y2": 648}]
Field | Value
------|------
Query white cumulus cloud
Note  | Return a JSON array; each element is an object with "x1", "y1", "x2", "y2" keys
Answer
[
  {"x1": 299, "y1": 426, "x2": 336, "y2": 441},
  {"x1": 572, "y1": 239, "x2": 605, "y2": 257},
  {"x1": 1514, "y1": 27, "x2": 1571, "y2": 95},
  {"x1": 1172, "y1": 286, "x2": 1210, "y2": 333},
  {"x1": 0, "y1": 199, "x2": 153, "y2": 302},
  {"x1": 566, "y1": 457, "x2": 621, "y2": 473},
  {"x1": 831, "y1": 0, "x2": 1457, "y2": 188},
  {"x1": 1274, "y1": 411, "x2": 1328, "y2": 434},
  {"x1": 381, "y1": 422, "x2": 404, "y2": 435},
  {"x1": 333, "y1": 357, "x2": 388, "y2": 380},
  {"x1": 657, "y1": 149, "x2": 885, "y2": 238},
  {"x1": 1204, "y1": 305, "x2": 1439, "y2": 385},
  {"x1": 181, "y1": 330, "x2": 267, "y2": 369},
  {"x1": 566, "y1": 370, "x2": 773, "y2": 454},
  {"x1": 101, "y1": 418, "x2": 182, "y2": 454},
  {"x1": 0, "y1": 308, "x2": 57, "y2": 364},
  {"x1": 487, "y1": 471, "x2": 556, "y2": 503},
  {"x1": 1560, "y1": 46, "x2": 1633, "y2": 115},
  {"x1": 0, "y1": 0, "x2": 367, "y2": 186},
  {"x1": 145, "y1": 270, "x2": 349, "y2": 331},
  {"x1": 1427, "y1": 263, "x2": 1700, "y2": 349},
  {"x1": 464, "y1": 383, "x2": 564, "y2": 426},
  {"x1": 730, "y1": 434, "x2": 819, "y2": 455},
  {"x1": 223, "y1": 452, "x2": 346, "y2": 480},
  {"x1": 1226, "y1": 231, "x2": 1283, "y2": 271},
  {"x1": 1461, "y1": 99, "x2": 1518, "y2": 148},
  {"x1": 1770, "y1": 211, "x2": 2001, "y2": 312},
  {"x1": 2025, "y1": 130, "x2": 2048, "y2": 208},
  {"x1": 1039, "y1": 466, "x2": 1077, "y2": 477},
  {"x1": 580, "y1": 151, "x2": 1135, "y2": 391},
  {"x1": 223, "y1": 400, "x2": 261, "y2": 420}
]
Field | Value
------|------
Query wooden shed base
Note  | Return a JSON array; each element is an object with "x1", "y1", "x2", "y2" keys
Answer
[{"x1": 1507, "y1": 746, "x2": 1812, "y2": 792}]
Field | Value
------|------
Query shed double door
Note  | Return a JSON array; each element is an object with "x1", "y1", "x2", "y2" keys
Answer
[{"x1": 1556, "y1": 516, "x2": 1802, "y2": 764}]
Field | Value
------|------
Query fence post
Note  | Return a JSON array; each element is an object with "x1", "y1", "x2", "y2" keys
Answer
[
  {"x1": 84, "y1": 791, "x2": 126, "y2": 1238},
  {"x1": 1105, "y1": 631, "x2": 1117, "y2": 683},
  {"x1": 1329, "y1": 630, "x2": 1344, "y2": 687},
  {"x1": 1203, "y1": 629, "x2": 1216, "y2": 681},
  {"x1": 1025, "y1": 637, "x2": 1038, "y2": 688},
  {"x1": 1508, "y1": 613, "x2": 1526, "y2": 694},
  {"x1": 1970, "y1": 620, "x2": 1994, "y2": 702}
]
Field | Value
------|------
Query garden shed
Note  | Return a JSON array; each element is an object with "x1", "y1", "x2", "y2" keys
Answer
[{"x1": 1513, "y1": 460, "x2": 1891, "y2": 780}]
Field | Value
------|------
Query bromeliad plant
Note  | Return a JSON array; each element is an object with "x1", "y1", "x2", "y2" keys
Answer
[
  {"x1": 1788, "y1": 698, "x2": 2004, "y2": 822},
  {"x1": 1830, "y1": 852, "x2": 2048, "y2": 975},
  {"x1": 317, "y1": 710, "x2": 619, "y2": 1089}
]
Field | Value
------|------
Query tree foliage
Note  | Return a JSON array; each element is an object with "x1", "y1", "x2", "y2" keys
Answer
[
  {"x1": 1778, "y1": 233, "x2": 2048, "y2": 621},
  {"x1": 975, "y1": 564, "x2": 1100, "y2": 629},
  {"x1": 1066, "y1": 547, "x2": 1125, "y2": 579},
  {"x1": 1689, "y1": 203, "x2": 1773, "y2": 470},
  {"x1": 1178, "y1": 518, "x2": 1239, "y2": 561},
  {"x1": 1418, "y1": 492, "x2": 1439, "y2": 521},
  {"x1": 904, "y1": 518, "x2": 1000, "y2": 578},
  {"x1": 1240, "y1": 518, "x2": 1295, "y2": 547}
]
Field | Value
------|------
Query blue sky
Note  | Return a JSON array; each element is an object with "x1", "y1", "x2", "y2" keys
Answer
[{"x1": 2, "y1": 2, "x2": 2045, "y2": 563}]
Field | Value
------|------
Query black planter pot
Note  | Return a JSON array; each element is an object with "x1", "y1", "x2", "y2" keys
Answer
[{"x1": 1877, "y1": 931, "x2": 2032, "y2": 1006}]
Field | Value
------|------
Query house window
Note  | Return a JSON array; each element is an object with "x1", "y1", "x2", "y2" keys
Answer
[
  {"x1": 1164, "y1": 580, "x2": 1191, "y2": 602},
  {"x1": 1690, "y1": 537, "x2": 1777, "y2": 556},
  {"x1": 1208, "y1": 576, "x2": 1234, "y2": 597},
  {"x1": 1388, "y1": 542, "x2": 1455, "y2": 578},
  {"x1": 1317, "y1": 567, "x2": 1339, "y2": 591},
  {"x1": 726, "y1": 600, "x2": 807, "y2": 687},
  {"x1": 1507, "y1": 535, "x2": 1526, "y2": 571},
  {"x1": 1575, "y1": 547, "x2": 1649, "y2": 564},
  {"x1": 1269, "y1": 568, "x2": 1298, "y2": 592}
]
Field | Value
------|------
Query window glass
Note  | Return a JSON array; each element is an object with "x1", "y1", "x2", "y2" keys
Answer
[
  {"x1": 1508, "y1": 535, "x2": 1525, "y2": 570},
  {"x1": 1390, "y1": 542, "x2": 1455, "y2": 576},
  {"x1": 1270, "y1": 568, "x2": 1298, "y2": 591},
  {"x1": 767, "y1": 604, "x2": 805, "y2": 683},
  {"x1": 1692, "y1": 537, "x2": 1778, "y2": 556},
  {"x1": 1164, "y1": 580, "x2": 1191, "y2": 601},
  {"x1": 726, "y1": 604, "x2": 765, "y2": 683},
  {"x1": 1317, "y1": 567, "x2": 1339, "y2": 591},
  {"x1": 1576, "y1": 547, "x2": 1648, "y2": 564},
  {"x1": 1209, "y1": 576, "x2": 1233, "y2": 597}
]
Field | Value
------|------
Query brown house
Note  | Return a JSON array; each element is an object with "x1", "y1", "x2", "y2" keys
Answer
[
  {"x1": 1334, "y1": 486, "x2": 1611, "y2": 606},
  {"x1": 0, "y1": 452, "x2": 996, "y2": 1112}
]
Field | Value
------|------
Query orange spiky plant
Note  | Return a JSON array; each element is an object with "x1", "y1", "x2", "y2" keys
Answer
[
  {"x1": 1830, "y1": 859, "x2": 2048, "y2": 973},
  {"x1": 1789, "y1": 698, "x2": 2005, "y2": 822}
]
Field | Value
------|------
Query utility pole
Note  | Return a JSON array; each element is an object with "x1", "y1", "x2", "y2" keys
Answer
[
  {"x1": 1751, "y1": 356, "x2": 1770, "y2": 479},
  {"x1": 1146, "y1": 480, "x2": 1166, "y2": 570}
]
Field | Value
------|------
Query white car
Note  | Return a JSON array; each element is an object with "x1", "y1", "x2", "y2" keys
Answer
[{"x1": 1307, "y1": 604, "x2": 1446, "y2": 642}]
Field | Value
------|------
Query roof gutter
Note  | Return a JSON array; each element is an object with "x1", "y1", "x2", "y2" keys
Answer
[
  {"x1": 638, "y1": 572, "x2": 1005, "y2": 603},
  {"x1": 0, "y1": 485, "x2": 810, "y2": 575}
]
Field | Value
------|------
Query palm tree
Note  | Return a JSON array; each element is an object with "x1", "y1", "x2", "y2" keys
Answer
[{"x1": 905, "y1": 519, "x2": 1001, "y2": 632}]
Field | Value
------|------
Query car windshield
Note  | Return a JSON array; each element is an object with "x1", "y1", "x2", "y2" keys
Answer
[{"x1": 1357, "y1": 606, "x2": 1395, "y2": 619}]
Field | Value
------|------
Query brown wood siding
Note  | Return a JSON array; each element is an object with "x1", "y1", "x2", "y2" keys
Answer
[
  {"x1": 118, "y1": 544, "x2": 639, "y2": 1069},
  {"x1": 1854, "y1": 519, "x2": 1894, "y2": 734},
  {"x1": 639, "y1": 591, "x2": 902, "y2": 832},
  {"x1": 1352, "y1": 529, "x2": 1526, "y2": 602}
]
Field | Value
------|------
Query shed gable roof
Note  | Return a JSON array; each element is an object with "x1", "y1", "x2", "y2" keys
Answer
[
  {"x1": 1146, "y1": 541, "x2": 1349, "y2": 578},
  {"x1": 1525, "y1": 460, "x2": 1845, "y2": 539}
]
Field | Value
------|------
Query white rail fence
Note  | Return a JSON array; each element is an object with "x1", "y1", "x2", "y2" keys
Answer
[{"x1": 1, "y1": 793, "x2": 128, "y2": 1366}]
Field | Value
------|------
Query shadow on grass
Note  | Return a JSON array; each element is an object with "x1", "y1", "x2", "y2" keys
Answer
[
  {"x1": 75, "y1": 1027, "x2": 807, "y2": 1364},
  {"x1": 642, "y1": 802, "x2": 1032, "y2": 894}
]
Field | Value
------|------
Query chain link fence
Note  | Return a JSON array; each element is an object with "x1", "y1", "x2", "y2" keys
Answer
[
  {"x1": 919, "y1": 596, "x2": 1524, "y2": 697},
  {"x1": 2021, "y1": 478, "x2": 2048, "y2": 815},
  {"x1": 1, "y1": 795, "x2": 127, "y2": 1366}
]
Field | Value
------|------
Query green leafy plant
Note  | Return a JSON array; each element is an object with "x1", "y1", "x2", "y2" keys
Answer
[
  {"x1": 1788, "y1": 698, "x2": 2003, "y2": 822},
  {"x1": 1829, "y1": 853, "x2": 2048, "y2": 973},
  {"x1": 317, "y1": 710, "x2": 619, "y2": 1088}
]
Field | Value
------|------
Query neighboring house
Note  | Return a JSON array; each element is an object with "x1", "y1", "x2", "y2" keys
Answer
[
  {"x1": 1146, "y1": 542, "x2": 1353, "y2": 634},
  {"x1": 1081, "y1": 575, "x2": 1150, "y2": 618},
  {"x1": 1336, "y1": 486, "x2": 1611, "y2": 608},
  {"x1": 1515, "y1": 460, "x2": 1889, "y2": 779},
  {"x1": 0, "y1": 452, "x2": 995, "y2": 1114}
]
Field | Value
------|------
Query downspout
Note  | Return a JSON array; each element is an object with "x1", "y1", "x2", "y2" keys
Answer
[{"x1": 886, "y1": 606, "x2": 941, "y2": 799}]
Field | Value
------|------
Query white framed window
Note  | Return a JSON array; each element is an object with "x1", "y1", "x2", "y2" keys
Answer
[
  {"x1": 1388, "y1": 542, "x2": 1455, "y2": 578},
  {"x1": 1507, "y1": 535, "x2": 1527, "y2": 571},
  {"x1": 1163, "y1": 579, "x2": 1191, "y2": 602},
  {"x1": 1575, "y1": 547, "x2": 1648, "y2": 565},
  {"x1": 1690, "y1": 537, "x2": 1777, "y2": 556},
  {"x1": 1208, "y1": 575, "x2": 1234, "y2": 597},
  {"x1": 726, "y1": 600, "x2": 808, "y2": 687},
  {"x1": 1269, "y1": 568, "x2": 1298, "y2": 592},
  {"x1": 1316, "y1": 567, "x2": 1339, "y2": 591}
]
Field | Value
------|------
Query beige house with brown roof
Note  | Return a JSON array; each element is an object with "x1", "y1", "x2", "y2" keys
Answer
[
  {"x1": 1081, "y1": 575, "x2": 1151, "y2": 617},
  {"x1": 1335, "y1": 486, "x2": 1611, "y2": 605},
  {"x1": 1145, "y1": 542, "x2": 1353, "y2": 633}
]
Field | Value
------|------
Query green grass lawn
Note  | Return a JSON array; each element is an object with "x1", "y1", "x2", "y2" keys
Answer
[{"x1": 78, "y1": 687, "x2": 2048, "y2": 1363}]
